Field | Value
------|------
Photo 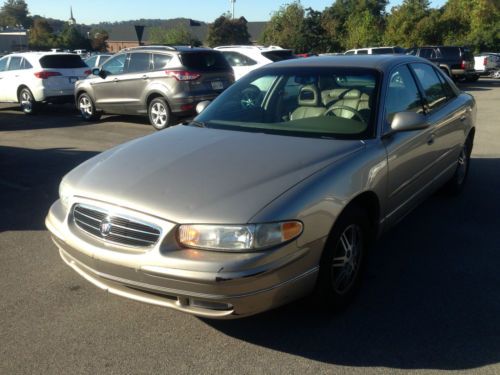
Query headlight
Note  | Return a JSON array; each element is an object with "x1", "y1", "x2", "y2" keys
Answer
[
  {"x1": 178, "y1": 221, "x2": 303, "y2": 251},
  {"x1": 59, "y1": 180, "x2": 73, "y2": 210}
]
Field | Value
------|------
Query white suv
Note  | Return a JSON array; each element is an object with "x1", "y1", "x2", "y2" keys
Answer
[
  {"x1": 0, "y1": 52, "x2": 89, "y2": 114},
  {"x1": 214, "y1": 45, "x2": 295, "y2": 80},
  {"x1": 344, "y1": 46, "x2": 405, "y2": 55}
]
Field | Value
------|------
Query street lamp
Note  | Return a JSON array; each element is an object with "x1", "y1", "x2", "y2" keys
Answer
[{"x1": 230, "y1": 0, "x2": 236, "y2": 19}]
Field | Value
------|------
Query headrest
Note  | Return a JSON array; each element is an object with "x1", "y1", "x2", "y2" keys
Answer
[
  {"x1": 298, "y1": 85, "x2": 321, "y2": 107},
  {"x1": 342, "y1": 89, "x2": 362, "y2": 99}
]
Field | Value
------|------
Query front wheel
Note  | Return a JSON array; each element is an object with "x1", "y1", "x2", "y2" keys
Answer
[
  {"x1": 316, "y1": 206, "x2": 370, "y2": 310},
  {"x1": 18, "y1": 88, "x2": 38, "y2": 115},
  {"x1": 148, "y1": 97, "x2": 171, "y2": 130},
  {"x1": 78, "y1": 93, "x2": 101, "y2": 121}
]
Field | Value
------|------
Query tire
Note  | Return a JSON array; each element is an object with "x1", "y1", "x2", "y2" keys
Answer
[
  {"x1": 444, "y1": 138, "x2": 472, "y2": 195},
  {"x1": 148, "y1": 97, "x2": 172, "y2": 130},
  {"x1": 18, "y1": 87, "x2": 38, "y2": 115},
  {"x1": 466, "y1": 75, "x2": 479, "y2": 83},
  {"x1": 315, "y1": 205, "x2": 371, "y2": 310},
  {"x1": 78, "y1": 93, "x2": 101, "y2": 121}
]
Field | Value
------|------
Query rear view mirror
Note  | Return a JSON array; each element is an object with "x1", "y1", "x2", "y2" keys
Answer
[
  {"x1": 196, "y1": 100, "x2": 211, "y2": 114},
  {"x1": 390, "y1": 112, "x2": 429, "y2": 133}
]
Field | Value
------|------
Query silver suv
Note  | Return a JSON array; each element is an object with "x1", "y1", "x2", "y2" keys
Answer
[{"x1": 75, "y1": 46, "x2": 234, "y2": 129}]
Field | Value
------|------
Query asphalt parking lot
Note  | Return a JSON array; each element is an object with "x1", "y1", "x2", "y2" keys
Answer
[{"x1": 1, "y1": 79, "x2": 499, "y2": 374}]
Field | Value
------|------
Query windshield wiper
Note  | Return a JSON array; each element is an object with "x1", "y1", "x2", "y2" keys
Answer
[{"x1": 182, "y1": 120, "x2": 206, "y2": 128}]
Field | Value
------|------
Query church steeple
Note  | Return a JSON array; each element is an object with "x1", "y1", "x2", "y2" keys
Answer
[{"x1": 68, "y1": 6, "x2": 76, "y2": 25}]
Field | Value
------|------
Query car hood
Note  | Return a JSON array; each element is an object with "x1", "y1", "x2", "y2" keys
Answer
[{"x1": 66, "y1": 125, "x2": 364, "y2": 224}]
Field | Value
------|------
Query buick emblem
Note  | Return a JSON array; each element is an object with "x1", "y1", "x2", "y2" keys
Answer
[{"x1": 100, "y1": 217, "x2": 112, "y2": 237}]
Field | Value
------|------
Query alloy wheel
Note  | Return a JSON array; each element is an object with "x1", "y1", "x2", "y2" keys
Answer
[
  {"x1": 331, "y1": 224, "x2": 363, "y2": 294},
  {"x1": 79, "y1": 96, "x2": 93, "y2": 118},
  {"x1": 150, "y1": 102, "x2": 168, "y2": 127}
]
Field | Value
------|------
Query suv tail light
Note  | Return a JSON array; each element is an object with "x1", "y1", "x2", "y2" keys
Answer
[
  {"x1": 34, "y1": 71, "x2": 62, "y2": 79},
  {"x1": 84, "y1": 69, "x2": 91, "y2": 75},
  {"x1": 165, "y1": 70, "x2": 200, "y2": 81},
  {"x1": 483, "y1": 57, "x2": 488, "y2": 67},
  {"x1": 460, "y1": 60, "x2": 470, "y2": 70}
]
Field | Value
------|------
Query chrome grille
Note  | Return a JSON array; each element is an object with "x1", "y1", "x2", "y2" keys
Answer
[{"x1": 73, "y1": 204, "x2": 161, "y2": 247}]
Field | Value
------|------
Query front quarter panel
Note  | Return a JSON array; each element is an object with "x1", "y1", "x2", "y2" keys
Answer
[{"x1": 250, "y1": 140, "x2": 388, "y2": 265}]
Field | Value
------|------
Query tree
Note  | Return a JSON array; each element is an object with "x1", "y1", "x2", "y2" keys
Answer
[
  {"x1": 149, "y1": 25, "x2": 201, "y2": 46},
  {"x1": 0, "y1": 0, "x2": 30, "y2": 27},
  {"x1": 59, "y1": 25, "x2": 90, "y2": 50},
  {"x1": 302, "y1": 8, "x2": 330, "y2": 53},
  {"x1": 384, "y1": 0, "x2": 433, "y2": 47},
  {"x1": 346, "y1": 9, "x2": 382, "y2": 48},
  {"x1": 28, "y1": 18, "x2": 57, "y2": 50},
  {"x1": 206, "y1": 14, "x2": 251, "y2": 47},
  {"x1": 322, "y1": 0, "x2": 388, "y2": 51},
  {"x1": 259, "y1": 2, "x2": 306, "y2": 52},
  {"x1": 89, "y1": 28, "x2": 109, "y2": 51}
]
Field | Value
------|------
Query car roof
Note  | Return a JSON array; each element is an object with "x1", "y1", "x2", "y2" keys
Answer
[
  {"x1": 3, "y1": 51, "x2": 78, "y2": 58},
  {"x1": 122, "y1": 45, "x2": 213, "y2": 53},
  {"x1": 263, "y1": 54, "x2": 426, "y2": 72}
]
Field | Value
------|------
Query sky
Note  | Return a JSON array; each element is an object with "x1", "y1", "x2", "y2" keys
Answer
[{"x1": 24, "y1": 0, "x2": 447, "y2": 25}]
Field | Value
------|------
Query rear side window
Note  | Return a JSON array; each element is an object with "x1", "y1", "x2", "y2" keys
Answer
[
  {"x1": 40, "y1": 55, "x2": 86, "y2": 68},
  {"x1": 419, "y1": 48, "x2": 436, "y2": 59},
  {"x1": 0, "y1": 57, "x2": 7, "y2": 71},
  {"x1": 126, "y1": 53, "x2": 151, "y2": 73},
  {"x1": 372, "y1": 48, "x2": 393, "y2": 54},
  {"x1": 411, "y1": 63, "x2": 449, "y2": 111},
  {"x1": 21, "y1": 58, "x2": 32, "y2": 69},
  {"x1": 261, "y1": 50, "x2": 295, "y2": 62},
  {"x1": 7, "y1": 56, "x2": 22, "y2": 70},
  {"x1": 152, "y1": 54, "x2": 172, "y2": 70},
  {"x1": 221, "y1": 51, "x2": 257, "y2": 66},
  {"x1": 357, "y1": 50, "x2": 368, "y2": 55},
  {"x1": 439, "y1": 47, "x2": 460, "y2": 59},
  {"x1": 85, "y1": 56, "x2": 97, "y2": 67},
  {"x1": 180, "y1": 51, "x2": 230, "y2": 72}
]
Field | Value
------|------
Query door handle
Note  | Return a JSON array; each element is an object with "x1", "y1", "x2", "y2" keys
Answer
[
  {"x1": 113, "y1": 78, "x2": 119, "y2": 83},
  {"x1": 460, "y1": 115, "x2": 467, "y2": 122},
  {"x1": 142, "y1": 75, "x2": 148, "y2": 80},
  {"x1": 427, "y1": 133, "x2": 435, "y2": 145}
]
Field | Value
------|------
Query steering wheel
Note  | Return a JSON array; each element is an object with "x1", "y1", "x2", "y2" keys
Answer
[
  {"x1": 240, "y1": 84, "x2": 261, "y2": 109},
  {"x1": 324, "y1": 104, "x2": 366, "y2": 125}
]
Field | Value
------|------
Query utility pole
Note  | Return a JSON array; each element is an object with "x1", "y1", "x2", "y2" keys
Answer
[{"x1": 230, "y1": 0, "x2": 236, "y2": 19}]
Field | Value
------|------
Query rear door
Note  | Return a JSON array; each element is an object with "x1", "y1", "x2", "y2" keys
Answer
[
  {"x1": 1, "y1": 56, "x2": 26, "y2": 102},
  {"x1": 410, "y1": 63, "x2": 467, "y2": 177},
  {"x1": 115, "y1": 52, "x2": 152, "y2": 113}
]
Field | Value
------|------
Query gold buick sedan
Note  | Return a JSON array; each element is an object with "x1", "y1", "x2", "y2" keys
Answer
[{"x1": 46, "y1": 55, "x2": 475, "y2": 318}]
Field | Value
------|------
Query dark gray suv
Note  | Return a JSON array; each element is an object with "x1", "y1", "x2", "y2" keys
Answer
[{"x1": 75, "y1": 46, "x2": 234, "y2": 129}]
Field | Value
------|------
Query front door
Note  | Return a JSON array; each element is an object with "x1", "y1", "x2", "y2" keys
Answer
[{"x1": 91, "y1": 53, "x2": 128, "y2": 113}]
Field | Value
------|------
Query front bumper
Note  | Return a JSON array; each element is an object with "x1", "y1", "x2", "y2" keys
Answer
[{"x1": 45, "y1": 199, "x2": 319, "y2": 319}]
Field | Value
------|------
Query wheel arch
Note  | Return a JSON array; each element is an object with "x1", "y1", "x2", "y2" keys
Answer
[{"x1": 331, "y1": 191, "x2": 381, "y2": 244}]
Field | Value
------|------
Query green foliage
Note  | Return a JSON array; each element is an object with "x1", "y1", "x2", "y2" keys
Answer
[
  {"x1": 149, "y1": 25, "x2": 201, "y2": 46},
  {"x1": 345, "y1": 9, "x2": 383, "y2": 48},
  {"x1": 259, "y1": 1, "x2": 307, "y2": 52},
  {"x1": 90, "y1": 28, "x2": 109, "y2": 52},
  {"x1": 206, "y1": 15, "x2": 251, "y2": 47},
  {"x1": 59, "y1": 25, "x2": 91, "y2": 50},
  {"x1": 0, "y1": 0, "x2": 31, "y2": 28},
  {"x1": 28, "y1": 18, "x2": 57, "y2": 50}
]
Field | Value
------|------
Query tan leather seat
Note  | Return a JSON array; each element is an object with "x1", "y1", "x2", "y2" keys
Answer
[
  {"x1": 321, "y1": 88, "x2": 350, "y2": 107},
  {"x1": 328, "y1": 89, "x2": 371, "y2": 120},
  {"x1": 290, "y1": 85, "x2": 325, "y2": 120}
]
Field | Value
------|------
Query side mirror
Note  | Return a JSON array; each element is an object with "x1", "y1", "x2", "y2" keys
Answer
[
  {"x1": 92, "y1": 68, "x2": 106, "y2": 79},
  {"x1": 390, "y1": 111, "x2": 429, "y2": 133},
  {"x1": 196, "y1": 100, "x2": 211, "y2": 114}
]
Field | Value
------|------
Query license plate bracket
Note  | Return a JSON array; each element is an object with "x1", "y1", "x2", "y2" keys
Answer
[{"x1": 211, "y1": 81, "x2": 223, "y2": 90}]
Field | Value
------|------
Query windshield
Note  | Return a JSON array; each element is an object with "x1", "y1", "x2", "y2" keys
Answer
[{"x1": 196, "y1": 67, "x2": 379, "y2": 139}]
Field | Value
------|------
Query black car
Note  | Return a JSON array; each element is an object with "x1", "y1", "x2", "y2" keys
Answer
[{"x1": 406, "y1": 46, "x2": 479, "y2": 82}]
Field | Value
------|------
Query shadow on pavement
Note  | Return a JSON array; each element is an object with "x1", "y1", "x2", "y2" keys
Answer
[
  {"x1": 458, "y1": 78, "x2": 500, "y2": 92},
  {"x1": 0, "y1": 145, "x2": 98, "y2": 232},
  {"x1": 205, "y1": 157, "x2": 500, "y2": 371}
]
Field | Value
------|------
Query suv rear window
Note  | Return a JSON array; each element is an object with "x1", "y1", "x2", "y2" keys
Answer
[
  {"x1": 180, "y1": 51, "x2": 230, "y2": 72},
  {"x1": 439, "y1": 47, "x2": 460, "y2": 59},
  {"x1": 261, "y1": 50, "x2": 295, "y2": 62},
  {"x1": 40, "y1": 55, "x2": 87, "y2": 69},
  {"x1": 372, "y1": 48, "x2": 393, "y2": 54}
]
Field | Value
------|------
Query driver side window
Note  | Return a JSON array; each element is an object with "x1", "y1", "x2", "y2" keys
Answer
[
  {"x1": 385, "y1": 65, "x2": 424, "y2": 129},
  {"x1": 101, "y1": 54, "x2": 127, "y2": 76}
]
